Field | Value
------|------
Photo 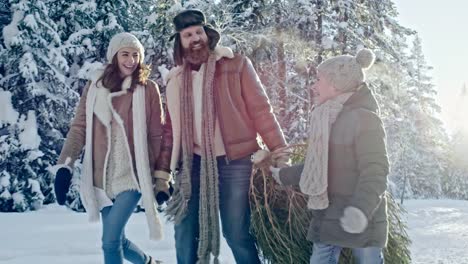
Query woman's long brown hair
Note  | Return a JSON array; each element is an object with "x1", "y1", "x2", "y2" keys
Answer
[{"x1": 97, "y1": 55, "x2": 151, "y2": 92}]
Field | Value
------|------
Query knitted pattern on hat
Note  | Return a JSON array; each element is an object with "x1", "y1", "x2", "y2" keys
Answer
[
  {"x1": 106, "y1": 32, "x2": 145, "y2": 63},
  {"x1": 317, "y1": 49, "x2": 375, "y2": 92}
]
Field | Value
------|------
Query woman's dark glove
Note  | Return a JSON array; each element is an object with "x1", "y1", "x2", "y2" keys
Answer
[{"x1": 54, "y1": 167, "x2": 72, "y2": 205}]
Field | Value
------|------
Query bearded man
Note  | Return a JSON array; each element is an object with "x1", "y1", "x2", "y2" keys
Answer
[{"x1": 155, "y1": 9, "x2": 289, "y2": 264}]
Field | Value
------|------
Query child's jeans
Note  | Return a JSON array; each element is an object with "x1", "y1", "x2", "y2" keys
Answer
[{"x1": 310, "y1": 242, "x2": 384, "y2": 264}]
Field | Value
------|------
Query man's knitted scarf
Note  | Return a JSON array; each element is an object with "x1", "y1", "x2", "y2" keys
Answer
[
  {"x1": 299, "y1": 92, "x2": 353, "y2": 209},
  {"x1": 165, "y1": 52, "x2": 220, "y2": 264}
]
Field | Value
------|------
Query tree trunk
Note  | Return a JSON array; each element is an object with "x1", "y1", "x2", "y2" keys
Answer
[
  {"x1": 315, "y1": 0, "x2": 324, "y2": 65},
  {"x1": 275, "y1": 1, "x2": 287, "y2": 127}
]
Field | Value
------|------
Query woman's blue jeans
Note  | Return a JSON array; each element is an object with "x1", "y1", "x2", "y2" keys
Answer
[{"x1": 101, "y1": 190, "x2": 149, "y2": 264}]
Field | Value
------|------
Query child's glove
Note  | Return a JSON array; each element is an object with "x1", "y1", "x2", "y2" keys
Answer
[
  {"x1": 153, "y1": 171, "x2": 173, "y2": 205},
  {"x1": 340, "y1": 206, "x2": 368, "y2": 234},
  {"x1": 54, "y1": 167, "x2": 72, "y2": 205}
]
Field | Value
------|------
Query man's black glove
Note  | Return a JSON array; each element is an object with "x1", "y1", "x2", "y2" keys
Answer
[
  {"x1": 153, "y1": 171, "x2": 174, "y2": 206},
  {"x1": 156, "y1": 181, "x2": 174, "y2": 205},
  {"x1": 54, "y1": 167, "x2": 72, "y2": 205}
]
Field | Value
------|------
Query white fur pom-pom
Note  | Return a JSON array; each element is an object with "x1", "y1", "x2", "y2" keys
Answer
[{"x1": 356, "y1": 49, "x2": 375, "y2": 69}]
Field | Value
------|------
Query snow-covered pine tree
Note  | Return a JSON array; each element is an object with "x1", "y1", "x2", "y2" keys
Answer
[
  {"x1": 0, "y1": 0, "x2": 78, "y2": 212},
  {"x1": 59, "y1": 0, "x2": 131, "y2": 83},
  {"x1": 373, "y1": 33, "x2": 450, "y2": 200},
  {"x1": 58, "y1": 0, "x2": 160, "y2": 85},
  {"x1": 443, "y1": 85, "x2": 468, "y2": 199},
  {"x1": 223, "y1": 0, "x2": 315, "y2": 143},
  {"x1": 444, "y1": 133, "x2": 468, "y2": 199},
  {"x1": 1, "y1": 1, "x2": 11, "y2": 77},
  {"x1": 400, "y1": 35, "x2": 449, "y2": 198},
  {"x1": 145, "y1": 0, "x2": 177, "y2": 86},
  {"x1": 0, "y1": 1, "x2": 11, "y2": 39},
  {"x1": 58, "y1": 0, "x2": 159, "y2": 88}
]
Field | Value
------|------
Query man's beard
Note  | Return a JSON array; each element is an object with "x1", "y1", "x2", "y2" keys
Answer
[{"x1": 183, "y1": 40, "x2": 210, "y2": 65}]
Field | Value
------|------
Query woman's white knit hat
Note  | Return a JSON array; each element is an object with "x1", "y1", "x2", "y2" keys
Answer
[
  {"x1": 106, "y1": 32, "x2": 145, "y2": 63},
  {"x1": 317, "y1": 49, "x2": 375, "y2": 92}
]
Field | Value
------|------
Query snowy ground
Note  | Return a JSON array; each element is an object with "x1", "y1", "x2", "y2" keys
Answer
[
  {"x1": 1, "y1": 199, "x2": 467, "y2": 264},
  {"x1": 405, "y1": 199, "x2": 468, "y2": 264}
]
